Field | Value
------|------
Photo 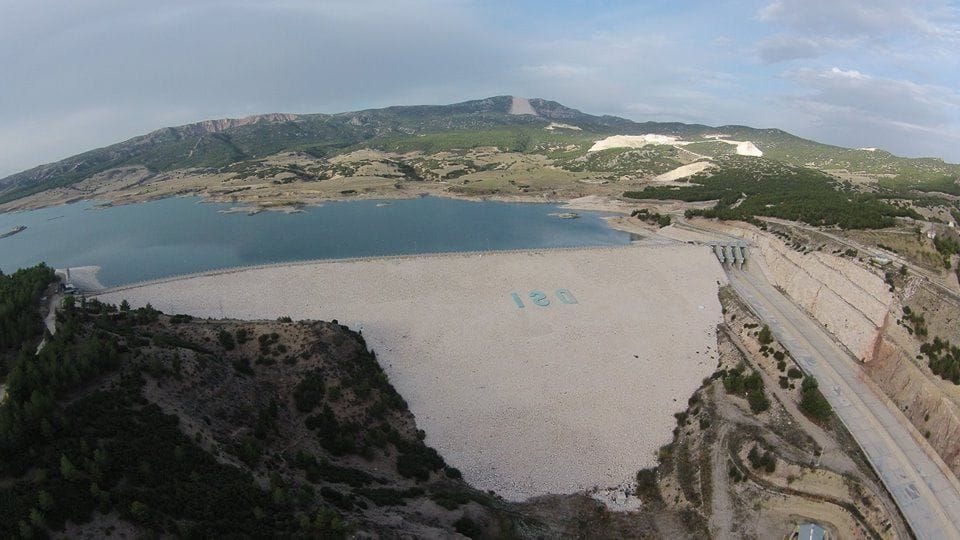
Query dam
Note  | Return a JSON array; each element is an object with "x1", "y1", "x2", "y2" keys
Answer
[{"x1": 97, "y1": 244, "x2": 726, "y2": 502}]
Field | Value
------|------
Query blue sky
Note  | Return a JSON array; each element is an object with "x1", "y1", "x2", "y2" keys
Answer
[{"x1": 0, "y1": 0, "x2": 958, "y2": 177}]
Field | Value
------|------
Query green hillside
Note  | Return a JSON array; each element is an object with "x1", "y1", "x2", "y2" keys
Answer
[{"x1": 1, "y1": 96, "x2": 958, "y2": 210}]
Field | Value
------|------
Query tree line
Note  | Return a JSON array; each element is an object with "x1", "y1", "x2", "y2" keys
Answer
[{"x1": 625, "y1": 160, "x2": 918, "y2": 229}]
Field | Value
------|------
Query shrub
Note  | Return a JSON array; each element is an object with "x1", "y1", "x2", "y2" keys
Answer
[
  {"x1": 235, "y1": 328, "x2": 250, "y2": 344},
  {"x1": 799, "y1": 377, "x2": 832, "y2": 422},
  {"x1": 747, "y1": 389, "x2": 770, "y2": 414},
  {"x1": 218, "y1": 329, "x2": 236, "y2": 351},
  {"x1": 396, "y1": 441, "x2": 444, "y2": 481},
  {"x1": 922, "y1": 336, "x2": 960, "y2": 384},
  {"x1": 757, "y1": 325, "x2": 773, "y2": 345},
  {"x1": 634, "y1": 468, "x2": 662, "y2": 503},
  {"x1": 232, "y1": 357, "x2": 254, "y2": 376},
  {"x1": 454, "y1": 516, "x2": 483, "y2": 538},
  {"x1": 747, "y1": 444, "x2": 777, "y2": 473},
  {"x1": 294, "y1": 371, "x2": 326, "y2": 413},
  {"x1": 723, "y1": 364, "x2": 769, "y2": 414}
]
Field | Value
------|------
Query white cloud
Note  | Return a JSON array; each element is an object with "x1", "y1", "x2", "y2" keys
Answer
[
  {"x1": 758, "y1": 0, "x2": 956, "y2": 38},
  {"x1": 755, "y1": 0, "x2": 960, "y2": 63},
  {"x1": 522, "y1": 63, "x2": 596, "y2": 78},
  {"x1": 783, "y1": 67, "x2": 960, "y2": 157},
  {"x1": 789, "y1": 67, "x2": 960, "y2": 125}
]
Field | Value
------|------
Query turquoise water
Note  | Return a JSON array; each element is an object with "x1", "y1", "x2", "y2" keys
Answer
[{"x1": 0, "y1": 196, "x2": 631, "y2": 287}]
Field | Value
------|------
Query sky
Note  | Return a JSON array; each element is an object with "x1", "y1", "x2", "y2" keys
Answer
[{"x1": 1, "y1": 0, "x2": 959, "y2": 177}]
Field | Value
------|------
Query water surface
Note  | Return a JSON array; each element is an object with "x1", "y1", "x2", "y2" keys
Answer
[{"x1": 0, "y1": 196, "x2": 630, "y2": 286}]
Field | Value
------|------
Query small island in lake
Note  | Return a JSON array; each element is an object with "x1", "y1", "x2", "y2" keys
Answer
[{"x1": 0, "y1": 225, "x2": 25, "y2": 239}]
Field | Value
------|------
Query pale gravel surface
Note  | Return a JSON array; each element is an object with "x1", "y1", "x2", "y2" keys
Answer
[
  {"x1": 509, "y1": 96, "x2": 537, "y2": 115},
  {"x1": 588, "y1": 134, "x2": 680, "y2": 152},
  {"x1": 653, "y1": 161, "x2": 715, "y2": 182},
  {"x1": 588, "y1": 134, "x2": 763, "y2": 157},
  {"x1": 98, "y1": 245, "x2": 727, "y2": 501}
]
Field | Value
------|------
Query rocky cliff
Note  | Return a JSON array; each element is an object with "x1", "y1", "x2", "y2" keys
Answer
[{"x1": 865, "y1": 332, "x2": 960, "y2": 474}]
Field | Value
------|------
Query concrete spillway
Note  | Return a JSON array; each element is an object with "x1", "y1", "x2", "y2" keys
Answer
[{"x1": 711, "y1": 243, "x2": 749, "y2": 267}]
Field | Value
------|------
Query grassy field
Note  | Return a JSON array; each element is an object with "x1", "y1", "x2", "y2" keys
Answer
[{"x1": 842, "y1": 229, "x2": 946, "y2": 270}]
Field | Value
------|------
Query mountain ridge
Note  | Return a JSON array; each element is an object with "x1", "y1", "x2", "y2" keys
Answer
[{"x1": 0, "y1": 95, "x2": 956, "y2": 206}]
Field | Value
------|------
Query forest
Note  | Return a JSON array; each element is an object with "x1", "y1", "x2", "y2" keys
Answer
[
  {"x1": 0, "y1": 264, "x2": 56, "y2": 379},
  {"x1": 625, "y1": 158, "x2": 918, "y2": 229}
]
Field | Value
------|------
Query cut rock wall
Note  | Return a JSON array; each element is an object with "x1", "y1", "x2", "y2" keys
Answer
[
  {"x1": 710, "y1": 223, "x2": 892, "y2": 360},
  {"x1": 865, "y1": 337, "x2": 960, "y2": 476}
]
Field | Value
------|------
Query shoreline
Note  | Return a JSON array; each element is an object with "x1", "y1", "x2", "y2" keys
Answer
[
  {"x1": 94, "y1": 243, "x2": 660, "y2": 294},
  {"x1": 0, "y1": 181, "x2": 644, "y2": 217},
  {"x1": 23, "y1": 194, "x2": 662, "y2": 293},
  {"x1": 57, "y1": 266, "x2": 105, "y2": 292}
]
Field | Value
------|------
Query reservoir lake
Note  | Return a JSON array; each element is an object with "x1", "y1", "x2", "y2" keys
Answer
[{"x1": 0, "y1": 196, "x2": 632, "y2": 287}]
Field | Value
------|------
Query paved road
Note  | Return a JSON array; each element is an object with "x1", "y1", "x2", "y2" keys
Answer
[{"x1": 728, "y1": 266, "x2": 960, "y2": 540}]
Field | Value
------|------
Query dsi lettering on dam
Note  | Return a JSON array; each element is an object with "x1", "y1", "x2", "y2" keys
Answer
[
  {"x1": 510, "y1": 289, "x2": 577, "y2": 308},
  {"x1": 98, "y1": 245, "x2": 726, "y2": 501}
]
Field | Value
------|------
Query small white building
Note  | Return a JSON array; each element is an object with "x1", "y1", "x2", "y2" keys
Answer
[{"x1": 795, "y1": 522, "x2": 828, "y2": 540}]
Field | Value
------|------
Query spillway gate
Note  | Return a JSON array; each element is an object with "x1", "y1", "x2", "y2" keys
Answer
[{"x1": 710, "y1": 243, "x2": 749, "y2": 267}]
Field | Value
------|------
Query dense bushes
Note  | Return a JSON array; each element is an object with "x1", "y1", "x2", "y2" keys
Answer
[
  {"x1": 0, "y1": 306, "x2": 120, "y2": 471},
  {"x1": 294, "y1": 370, "x2": 326, "y2": 412},
  {"x1": 217, "y1": 329, "x2": 236, "y2": 350},
  {"x1": 308, "y1": 405, "x2": 357, "y2": 456},
  {"x1": 1, "y1": 369, "x2": 306, "y2": 538},
  {"x1": 626, "y1": 158, "x2": 918, "y2": 229},
  {"x1": 395, "y1": 439, "x2": 445, "y2": 481},
  {"x1": 631, "y1": 208, "x2": 672, "y2": 228},
  {"x1": 799, "y1": 377, "x2": 832, "y2": 422},
  {"x1": 0, "y1": 264, "x2": 56, "y2": 373},
  {"x1": 722, "y1": 364, "x2": 770, "y2": 414},
  {"x1": 747, "y1": 444, "x2": 777, "y2": 473},
  {"x1": 757, "y1": 325, "x2": 773, "y2": 345},
  {"x1": 634, "y1": 468, "x2": 662, "y2": 503},
  {"x1": 921, "y1": 337, "x2": 960, "y2": 384},
  {"x1": 901, "y1": 306, "x2": 928, "y2": 338}
]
